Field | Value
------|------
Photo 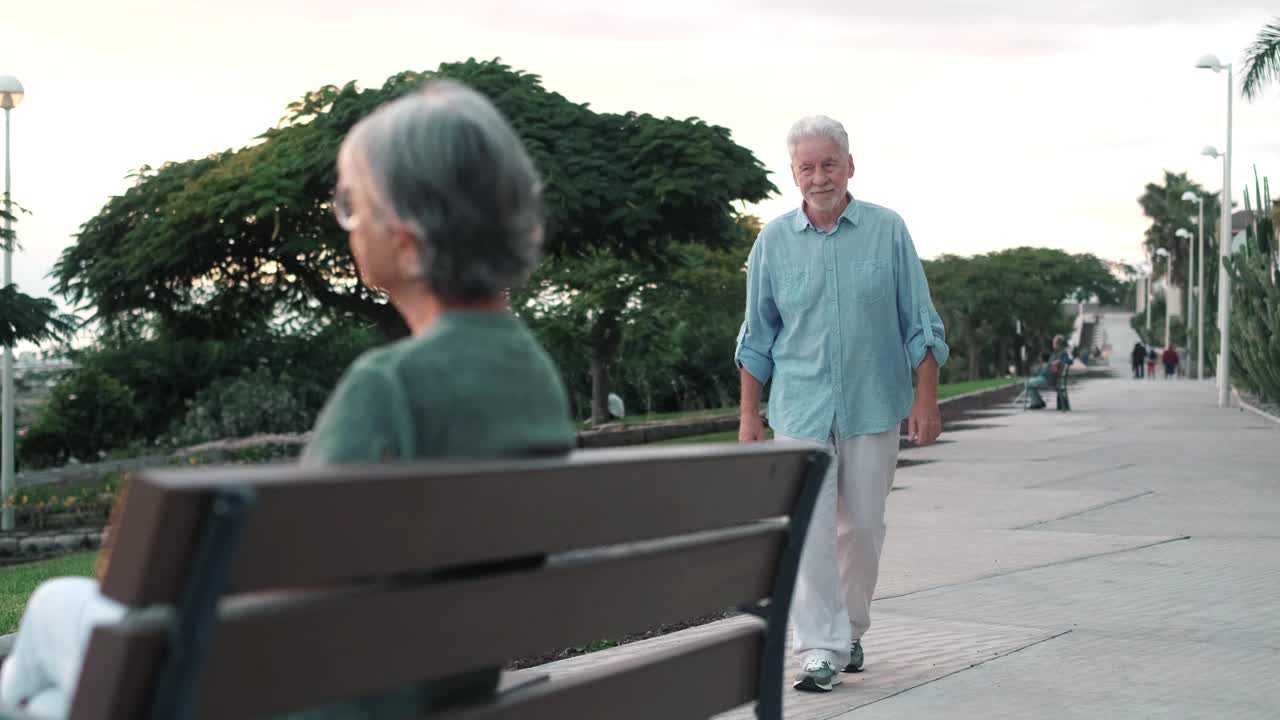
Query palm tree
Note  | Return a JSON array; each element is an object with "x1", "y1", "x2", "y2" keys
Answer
[
  {"x1": 1, "y1": 204, "x2": 76, "y2": 347},
  {"x1": 1242, "y1": 18, "x2": 1280, "y2": 101},
  {"x1": 0, "y1": 285, "x2": 76, "y2": 347}
]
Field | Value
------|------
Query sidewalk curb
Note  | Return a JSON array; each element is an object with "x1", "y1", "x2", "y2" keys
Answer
[{"x1": 1233, "y1": 388, "x2": 1280, "y2": 427}]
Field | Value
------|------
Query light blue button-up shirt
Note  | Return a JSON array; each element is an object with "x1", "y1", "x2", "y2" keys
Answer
[{"x1": 735, "y1": 196, "x2": 949, "y2": 443}]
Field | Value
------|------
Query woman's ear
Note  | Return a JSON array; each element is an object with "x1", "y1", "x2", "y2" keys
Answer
[{"x1": 392, "y1": 227, "x2": 425, "y2": 281}]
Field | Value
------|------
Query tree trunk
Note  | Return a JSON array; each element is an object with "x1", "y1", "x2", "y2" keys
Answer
[
  {"x1": 589, "y1": 309, "x2": 622, "y2": 428},
  {"x1": 589, "y1": 351, "x2": 610, "y2": 427},
  {"x1": 967, "y1": 332, "x2": 981, "y2": 381}
]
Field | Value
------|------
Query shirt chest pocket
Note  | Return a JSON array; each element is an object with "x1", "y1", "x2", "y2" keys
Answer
[
  {"x1": 776, "y1": 264, "x2": 822, "y2": 312},
  {"x1": 852, "y1": 259, "x2": 889, "y2": 304}
]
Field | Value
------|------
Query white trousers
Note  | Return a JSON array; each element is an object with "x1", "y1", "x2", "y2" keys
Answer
[
  {"x1": 0, "y1": 577, "x2": 126, "y2": 719},
  {"x1": 776, "y1": 424, "x2": 899, "y2": 668}
]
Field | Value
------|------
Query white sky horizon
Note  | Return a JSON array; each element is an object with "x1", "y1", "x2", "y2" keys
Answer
[{"x1": 4, "y1": 0, "x2": 1280, "y2": 330}]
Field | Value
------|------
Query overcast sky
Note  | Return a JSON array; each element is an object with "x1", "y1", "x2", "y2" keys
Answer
[{"x1": 4, "y1": 0, "x2": 1279, "y2": 313}]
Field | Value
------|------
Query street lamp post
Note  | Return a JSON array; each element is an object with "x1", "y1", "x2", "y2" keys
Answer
[
  {"x1": 1156, "y1": 247, "x2": 1172, "y2": 348},
  {"x1": 1144, "y1": 263, "x2": 1152, "y2": 329},
  {"x1": 1202, "y1": 146, "x2": 1227, "y2": 388},
  {"x1": 0, "y1": 75, "x2": 23, "y2": 532},
  {"x1": 1176, "y1": 225, "x2": 1195, "y2": 376},
  {"x1": 1175, "y1": 227, "x2": 1193, "y2": 324},
  {"x1": 1196, "y1": 55, "x2": 1233, "y2": 408},
  {"x1": 1180, "y1": 191, "x2": 1206, "y2": 380}
]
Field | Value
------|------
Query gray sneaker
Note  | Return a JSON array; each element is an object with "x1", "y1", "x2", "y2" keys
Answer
[
  {"x1": 793, "y1": 657, "x2": 843, "y2": 692},
  {"x1": 843, "y1": 640, "x2": 864, "y2": 673}
]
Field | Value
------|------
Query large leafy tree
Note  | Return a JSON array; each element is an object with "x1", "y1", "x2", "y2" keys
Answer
[
  {"x1": 55, "y1": 59, "x2": 774, "y2": 424},
  {"x1": 926, "y1": 248, "x2": 1125, "y2": 381},
  {"x1": 517, "y1": 216, "x2": 759, "y2": 421},
  {"x1": 925, "y1": 253, "x2": 995, "y2": 381}
]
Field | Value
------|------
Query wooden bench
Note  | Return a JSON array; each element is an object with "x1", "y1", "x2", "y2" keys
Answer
[{"x1": 51, "y1": 443, "x2": 828, "y2": 720}]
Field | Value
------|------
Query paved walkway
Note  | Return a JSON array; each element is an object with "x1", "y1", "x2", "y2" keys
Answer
[{"x1": 530, "y1": 313, "x2": 1280, "y2": 718}]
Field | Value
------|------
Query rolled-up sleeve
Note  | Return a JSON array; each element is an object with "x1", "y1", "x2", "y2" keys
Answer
[
  {"x1": 734, "y1": 235, "x2": 781, "y2": 384},
  {"x1": 894, "y1": 219, "x2": 950, "y2": 369}
]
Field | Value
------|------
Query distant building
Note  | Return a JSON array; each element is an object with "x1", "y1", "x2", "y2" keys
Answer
[{"x1": 13, "y1": 352, "x2": 75, "y2": 379}]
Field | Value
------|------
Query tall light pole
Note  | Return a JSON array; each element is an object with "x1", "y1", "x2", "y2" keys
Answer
[
  {"x1": 1202, "y1": 143, "x2": 1229, "y2": 393},
  {"x1": 0, "y1": 75, "x2": 23, "y2": 532},
  {"x1": 1175, "y1": 226, "x2": 1194, "y2": 360},
  {"x1": 1197, "y1": 55, "x2": 1233, "y2": 407},
  {"x1": 1156, "y1": 247, "x2": 1172, "y2": 347},
  {"x1": 1175, "y1": 227, "x2": 1194, "y2": 323},
  {"x1": 1180, "y1": 191, "x2": 1206, "y2": 380},
  {"x1": 1144, "y1": 261, "x2": 1153, "y2": 330}
]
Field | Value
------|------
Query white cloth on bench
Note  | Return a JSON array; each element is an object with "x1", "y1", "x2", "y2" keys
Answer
[{"x1": 0, "y1": 577, "x2": 126, "y2": 719}]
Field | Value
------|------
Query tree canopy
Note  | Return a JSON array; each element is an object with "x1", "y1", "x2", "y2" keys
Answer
[
  {"x1": 55, "y1": 59, "x2": 774, "y2": 343},
  {"x1": 926, "y1": 247, "x2": 1126, "y2": 380}
]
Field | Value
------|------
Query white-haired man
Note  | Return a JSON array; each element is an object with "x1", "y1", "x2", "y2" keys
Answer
[{"x1": 736, "y1": 115, "x2": 949, "y2": 692}]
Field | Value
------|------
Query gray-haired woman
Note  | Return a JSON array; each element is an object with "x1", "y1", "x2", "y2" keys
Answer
[
  {"x1": 289, "y1": 78, "x2": 577, "y2": 717},
  {"x1": 0, "y1": 81, "x2": 576, "y2": 720},
  {"x1": 303, "y1": 79, "x2": 574, "y2": 463}
]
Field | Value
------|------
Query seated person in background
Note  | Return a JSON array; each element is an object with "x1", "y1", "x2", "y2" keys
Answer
[
  {"x1": 0, "y1": 79, "x2": 575, "y2": 719},
  {"x1": 1025, "y1": 335, "x2": 1070, "y2": 410}
]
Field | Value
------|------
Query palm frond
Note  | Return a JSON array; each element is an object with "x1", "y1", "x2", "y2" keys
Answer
[
  {"x1": 1241, "y1": 19, "x2": 1280, "y2": 101},
  {"x1": 0, "y1": 285, "x2": 79, "y2": 347}
]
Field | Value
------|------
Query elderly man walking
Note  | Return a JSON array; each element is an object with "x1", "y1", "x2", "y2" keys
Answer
[{"x1": 736, "y1": 115, "x2": 948, "y2": 693}]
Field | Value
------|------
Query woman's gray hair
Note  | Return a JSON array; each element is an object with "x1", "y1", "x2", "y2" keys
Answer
[
  {"x1": 787, "y1": 115, "x2": 850, "y2": 156},
  {"x1": 343, "y1": 79, "x2": 544, "y2": 302}
]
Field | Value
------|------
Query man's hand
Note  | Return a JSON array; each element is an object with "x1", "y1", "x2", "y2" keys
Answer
[
  {"x1": 907, "y1": 398, "x2": 942, "y2": 446},
  {"x1": 739, "y1": 412, "x2": 768, "y2": 443}
]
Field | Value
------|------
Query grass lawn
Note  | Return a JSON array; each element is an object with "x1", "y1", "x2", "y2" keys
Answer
[
  {"x1": 0, "y1": 552, "x2": 96, "y2": 635},
  {"x1": 625, "y1": 377, "x2": 1017, "y2": 437},
  {"x1": 654, "y1": 378, "x2": 1018, "y2": 446},
  {"x1": 936, "y1": 377, "x2": 1020, "y2": 400},
  {"x1": 655, "y1": 430, "x2": 768, "y2": 445},
  {"x1": 578, "y1": 405, "x2": 763, "y2": 430}
]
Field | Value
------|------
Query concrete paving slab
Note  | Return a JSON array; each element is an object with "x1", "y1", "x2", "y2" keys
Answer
[
  {"x1": 716, "y1": 615, "x2": 1055, "y2": 720},
  {"x1": 875, "y1": 529, "x2": 1179, "y2": 599},
  {"x1": 877, "y1": 537, "x2": 1280, "y2": 650},
  {"x1": 838, "y1": 629, "x2": 1280, "y2": 720},
  {"x1": 887, "y1": 482, "x2": 1153, "y2": 530}
]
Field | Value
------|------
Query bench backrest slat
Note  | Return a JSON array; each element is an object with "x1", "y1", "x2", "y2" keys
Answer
[
  {"x1": 101, "y1": 445, "x2": 814, "y2": 605},
  {"x1": 437, "y1": 621, "x2": 764, "y2": 720}
]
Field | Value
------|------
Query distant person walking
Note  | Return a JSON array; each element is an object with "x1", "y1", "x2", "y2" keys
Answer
[
  {"x1": 1146, "y1": 347, "x2": 1158, "y2": 380},
  {"x1": 1162, "y1": 346, "x2": 1179, "y2": 379},
  {"x1": 1130, "y1": 342, "x2": 1146, "y2": 379}
]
